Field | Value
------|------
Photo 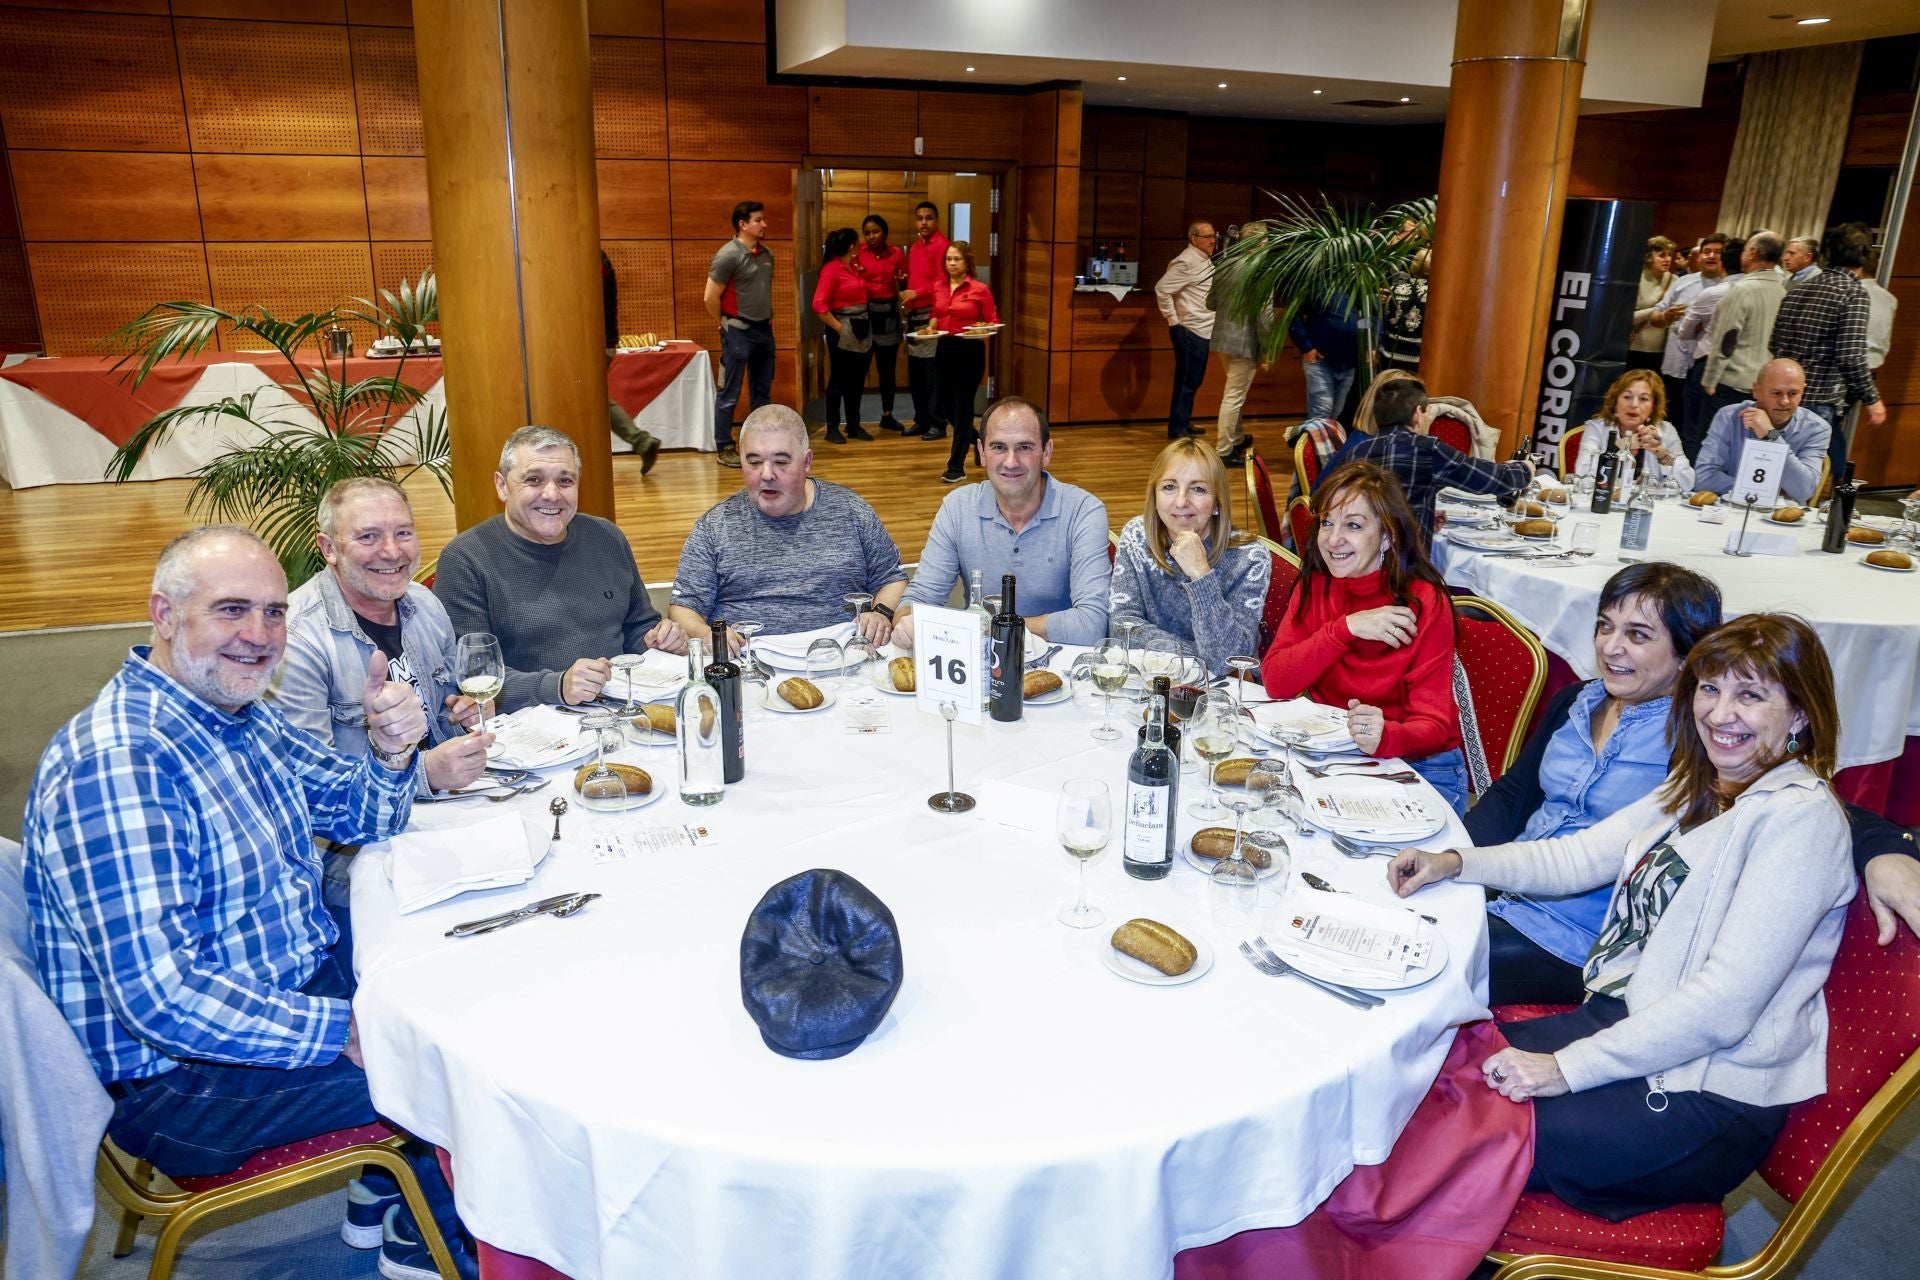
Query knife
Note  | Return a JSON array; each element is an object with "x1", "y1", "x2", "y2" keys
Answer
[{"x1": 445, "y1": 893, "x2": 579, "y2": 938}]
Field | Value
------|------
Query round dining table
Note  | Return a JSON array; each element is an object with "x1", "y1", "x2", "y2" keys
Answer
[
  {"x1": 348, "y1": 657, "x2": 1488, "y2": 1280},
  {"x1": 1432, "y1": 499, "x2": 1920, "y2": 773}
]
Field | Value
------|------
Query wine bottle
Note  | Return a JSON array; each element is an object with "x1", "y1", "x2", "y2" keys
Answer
[
  {"x1": 1138, "y1": 675, "x2": 1181, "y2": 815},
  {"x1": 965, "y1": 568, "x2": 993, "y2": 703},
  {"x1": 1123, "y1": 694, "x2": 1176, "y2": 880},
  {"x1": 706, "y1": 620, "x2": 745, "y2": 783},
  {"x1": 676, "y1": 637, "x2": 725, "y2": 806},
  {"x1": 1821, "y1": 461, "x2": 1858, "y2": 554},
  {"x1": 987, "y1": 573, "x2": 1024, "y2": 722},
  {"x1": 1618, "y1": 455, "x2": 1654, "y2": 562},
  {"x1": 1590, "y1": 430, "x2": 1618, "y2": 515}
]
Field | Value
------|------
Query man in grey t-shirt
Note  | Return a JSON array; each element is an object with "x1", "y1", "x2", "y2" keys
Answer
[
  {"x1": 670, "y1": 406, "x2": 906, "y2": 648},
  {"x1": 704, "y1": 200, "x2": 777, "y2": 469}
]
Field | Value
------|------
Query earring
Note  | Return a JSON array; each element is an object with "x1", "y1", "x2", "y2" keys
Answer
[{"x1": 1787, "y1": 733, "x2": 1801, "y2": 755}]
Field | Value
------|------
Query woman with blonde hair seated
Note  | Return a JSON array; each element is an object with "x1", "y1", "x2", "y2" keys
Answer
[
  {"x1": 1570, "y1": 368, "x2": 1693, "y2": 491},
  {"x1": 1389, "y1": 613, "x2": 1852, "y2": 1218},
  {"x1": 1109, "y1": 437, "x2": 1270, "y2": 677}
]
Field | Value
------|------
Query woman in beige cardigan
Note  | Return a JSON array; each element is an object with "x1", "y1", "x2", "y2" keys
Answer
[
  {"x1": 1628, "y1": 235, "x2": 1677, "y2": 371},
  {"x1": 1388, "y1": 613, "x2": 1851, "y2": 1219}
]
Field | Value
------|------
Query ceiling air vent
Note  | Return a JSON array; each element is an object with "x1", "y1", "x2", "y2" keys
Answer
[{"x1": 1335, "y1": 98, "x2": 1410, "y2": 109}]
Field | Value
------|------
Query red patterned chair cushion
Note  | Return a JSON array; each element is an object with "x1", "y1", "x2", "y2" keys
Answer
[
  {"x1": 1454, "y1": 603, "x2": 1545, "y2": 786},
  {"x1": 1260, "y1": 546, "x2": 1300, "y2": 652},
  {"x1": 1428, "y1": 413, "x2": 1474, "y2": 456},
  {"x1": 1557, "y1": 424, "x2": 1585, "y2": 480},
  {"x1": 170, "y1": 1121, "x2": 401, "y2": 1191},
  {"x1": 1286, "y1": 497, "x2": 1314, "y2": 556},
  {"x1": 1248, "y1": 455, "x2": 1283, "y2": 546},
  {"x1": 1491, "y1": 1003, "x2": 1579, "y2": 1024},
  {"x1": 1494, "y1": 1191, "x2": 1725, "y2": 1272}
]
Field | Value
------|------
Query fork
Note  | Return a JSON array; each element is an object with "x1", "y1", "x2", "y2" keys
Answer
[
  {"x1": 1026, "y1": 643, "x2": 1062, "y2": 671},
  {"x1": 485, "y1": 778, "x2": 551, "y2": 802},
  {"x1": 1298, "y1": 761, "x2": 1420, "y2": 784},
  {"x1": 1236, "y1": 941, "x2": 1382, "y2": 1009},
  {"x1": 1330, "y1": 831, "x2": 1401, "y2": 859}
]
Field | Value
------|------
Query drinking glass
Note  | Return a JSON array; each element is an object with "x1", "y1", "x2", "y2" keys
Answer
[
  {"x1": 732, "y1": 621, "x2": 767, "y2": 700},
  {"x1": 578, "y1": 708, "x2": 624, "y2": 811},
  {"x1": 1897, "y1": 498, "x2": 1920, "y2": 551},
  {"x1": 1249, "y1": 731, "x2": 1313, "y2": 840},
  {"x1": 583, "y1": 771, "x2": 628, "y2": 831},
  {"x1": 609, "y1": 652, "x2": 645, "y2": 715},
  {"x1": 1055, "y1": 778, "x2": 1111, "y2": 929},
  {"x1": 1114, "y1": 618, "x2": 1145, "y2": 675},
  {"x1": 1571, "y1": 521, "x2": 1600, "y2": 557},
  {"x1": 806, "y1": 637, "x2": 846, "y2": 691},
  {"x1": 1225, "y1": 654, "x2": 1259, "y2": 742},
  {"x1": 1186, "y1": 690, "x2": 1239, "y2": 820},
  {"x1": 454, "y1": 632, "x2": 505, "y2": 730},
  {"x1": 1542, "y1": 484, "x2": 1571, "y2": 523},
  {"x1": 843, "y1": 630, "x2": 879, "y2": 686},
  {"x1": 1088, "y1": 638, "x2": 1129, "y2": 742}
]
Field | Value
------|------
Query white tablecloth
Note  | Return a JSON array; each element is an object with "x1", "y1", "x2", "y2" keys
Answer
[
  {"x1": 1433, "y1": 504, "x2": 1920, "y2": 770},
  {"x1": 349, "y1": 672, "x2": 1486, "y2": 1280}
]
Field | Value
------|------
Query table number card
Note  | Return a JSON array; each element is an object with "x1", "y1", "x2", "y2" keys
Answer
[
  {"x1": 912, "y1": 605, "x2": 983, "y2": 726},
  {"x1": 1732, "y1": 436, "x2": 1791, "y2": 511}
]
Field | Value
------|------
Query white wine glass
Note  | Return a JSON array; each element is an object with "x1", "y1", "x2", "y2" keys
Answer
[
  {"x1": 454, "y1": 632, "x2": 504, "y2": 731},
  {"x1": 1088, "y1": 637, "x2": 1129, "y2": 742},
  {"x1": 609, "y1": 652, "x2": 645, "y2": 715},
  {"x1": 1187, "y1": 690, "x2": 1239, "y2": 820},
  {"x1": 1055, "y1": 778, "x2": 1110, "y2": 929}
]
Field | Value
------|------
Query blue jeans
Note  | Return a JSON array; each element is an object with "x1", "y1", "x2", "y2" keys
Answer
[
  {"x1": 1806, "y1": 400, "x2": 1845, "y2": 473},
  {"x1": 714, "y1": 320, "x2": 775, "y2": 448},
  {"x1": 1302, "y1": 357, "x2": 1356, "y2": 422},
  {"x1": 1408, "y1": 746, "x2": 1469, "y2": 817},
  {"x1": 1167, "y1": 325, "x2": 1211, "y2": 436}
]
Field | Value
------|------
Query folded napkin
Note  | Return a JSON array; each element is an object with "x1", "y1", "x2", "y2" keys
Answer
[
  {"x1": 1251, "y1": 698, "x2": 1357, "y2": 752},
  {"x1": 1276, "y1": 894, "x2": 1434, "y2": 979},
  {"x1": 387, "y1": 811, "x2": 537, "y2": 914},
  {"x1": 755, "y1": 622, "x2": 857, "y2": 667}
]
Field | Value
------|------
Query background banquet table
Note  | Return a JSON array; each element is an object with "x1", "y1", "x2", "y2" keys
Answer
[
  {"x1": 0, "y1": 347, "x2": 714, "y2": 488},
  {"x1": 348, "y1": 663, "x2": 1487, "y2": 1280},
  {"x1": 1433, "y1": 502, "x2": 1920, "y2": 773}
]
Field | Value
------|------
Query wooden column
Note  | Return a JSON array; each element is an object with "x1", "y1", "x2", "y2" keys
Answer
[
  {"x1": 412, "y1": 0, "x2": 611, "y2": 527},
  {"x1": 1423, "y1": 0, "x2": 1592, "y2": 454}
]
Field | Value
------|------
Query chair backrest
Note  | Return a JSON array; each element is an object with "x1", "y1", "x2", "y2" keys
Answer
[
  {"x1": 1427, "y1": 412, "x2": 1473, "y2": 456},
  {"x1": 1292, "y1": 430, "x2": 1321, "y2": 495},
  {"x1": 1451, "y1": 595, "x2": 1547, "y2": 785},
  {"x1": 1255, "y1": 536, "x2": 1300, "y2": 652},
  {"x1": 1107, "y1": 529, "x2": 1119, "y2": 566},
  {"x1": 1286, "y1": 494, "x2": 1315, "y2": 556},
  {"x1": 1245, "y1": 454, "x2": 1282, "y2": 545},
  {"x1": 1557, "y1": 424, "x2": 1584, "y2": 479},
  {"x1": 1758, "y1": 889, "x2": 1920, "y2": 1204}
]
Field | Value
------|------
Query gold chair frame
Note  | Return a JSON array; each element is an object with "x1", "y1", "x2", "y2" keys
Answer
[{"x1": 1451, "y1": 593, "x2": 1548, "y2": 777}]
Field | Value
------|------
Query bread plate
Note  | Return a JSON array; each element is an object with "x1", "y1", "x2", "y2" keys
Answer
[
  {"x1": 1766, "y1": 513, "x2": 1806, "y2": 526},
  {"x1": 1861, "y1": 555, "x2": 1917, "y2": 573},
  {"x1": 1023, "y1": 676, "x2": 1073, "y2": 706},
  {"x1": 1102, "y1": 934, "x2": 1214, "y2": 987},
  {"x1": 868, "y1": 663, "x2": 918, "y2": 696},
  {"x1": 762, "y1": 683, "x2": 839, "y2": 714},
  {"x1": 1182, "y1": 840, "x2": 1285, "y2": 881},
  {"x1": 574, "y1": 764, "x2": 670, "y2": 811}
]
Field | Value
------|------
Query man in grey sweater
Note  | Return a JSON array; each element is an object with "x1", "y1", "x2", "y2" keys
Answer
[{"x1": 433, "y1": 426, "x2": 686, "y2": 711}]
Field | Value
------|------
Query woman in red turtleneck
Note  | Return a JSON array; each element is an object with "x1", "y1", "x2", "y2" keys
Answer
[{"x1": 1260, "y1": 460, "x2": 1468, "y2": 814}]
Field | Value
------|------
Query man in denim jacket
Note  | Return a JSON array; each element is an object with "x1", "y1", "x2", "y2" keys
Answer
[{"x1": 274, "y1": 478, "x2": 492, "y2": 797}]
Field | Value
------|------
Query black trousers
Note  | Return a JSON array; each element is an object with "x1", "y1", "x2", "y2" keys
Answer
[
  {"x1": 1487, "y1": 913, "x2": 1588, "y2": 1006},
  {"x1": 870, "y1": 341, "x2": 898, "y2": 414},
  {"x1": 1624, "y1": 350, "x2": 1663, "y2": 372},
  {"x1": 823, "y1": 335, "x2": 872, "y2": 430},
  {"x1": 1503, "y1": 998, "x2": 1791, "y2": 1220},
  {"x1": 936, "y1": 336, "x2": 986, "y2": 472}
]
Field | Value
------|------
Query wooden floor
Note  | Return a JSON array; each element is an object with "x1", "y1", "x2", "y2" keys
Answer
[{"x1": 0, "y1": 419, "x2": 1295, "y2": 632}]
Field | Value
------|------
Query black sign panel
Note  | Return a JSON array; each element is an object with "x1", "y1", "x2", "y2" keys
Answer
[{"x1": 1531, "y1": 197, "x2": 1654, "y2": 466}]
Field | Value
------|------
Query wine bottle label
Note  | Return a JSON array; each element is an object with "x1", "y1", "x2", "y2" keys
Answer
[
  {"x1": 1123, "y1": 782, "x2": 1171, "y2": 862},
  {"x1": 1620, "y1": 507, "x2": 1652, "y2": 550}
]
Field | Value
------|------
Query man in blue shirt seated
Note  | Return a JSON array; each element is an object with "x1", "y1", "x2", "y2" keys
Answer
[
  {"x1": 1690, "y1": 358, "x2": 1830, "y2": 504},
  {"x1": 893, "y1": 396, "x2": 1112, "y2": 649},
  {"x1": 22, "y1": 525, "x2": 474, "y2": 1280}
]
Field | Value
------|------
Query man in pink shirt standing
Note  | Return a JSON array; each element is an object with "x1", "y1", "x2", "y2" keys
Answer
[
  {"x1": 1155, "y1": 221, "x2": 1217, "y2": 440},
  {"x1": 899, "y1": 200, "x2": 951, "y2": 440}
]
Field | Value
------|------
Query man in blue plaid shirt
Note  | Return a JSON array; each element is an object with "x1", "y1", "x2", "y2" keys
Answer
[
  {"x1": 23, "y1": 525, "x2": 474, "y2": 1279},
  {"x1": 1346, "y1": 376, "x2": 1535, "y2": 542},
  {"x1": 1768, "y1": 222, "x2": 1886, "y2": 473}
]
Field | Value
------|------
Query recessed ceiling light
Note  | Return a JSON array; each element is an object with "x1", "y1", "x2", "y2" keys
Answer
[
  {"x1": 1117, "y1": 75, "x2": 1127, "y2": 81},
  {"x1": 965, "y1": 66, "x2": 975, "y2": 73},
  {"x1": 1217, "y1": 82, "x2": 1228, "y2": 89},
  {"x1": 1798, "y1": 16, "x2": 1831, "y2": 24},
  {"x1": 1311, "y1": 88, "x2": 1323, "y2": 95},
  {"x1": 1399, "y1": 96, "x2": 1412, "y2": 103}
]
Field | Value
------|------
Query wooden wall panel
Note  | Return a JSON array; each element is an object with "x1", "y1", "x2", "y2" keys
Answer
[
  {"x1": 808, "y1": 87, "x2": 916, "y2": 157},
  {"x1": 1093, "y1": 114, "x2": 1145, "y2": 173},
  {"x1": 1141, "y1": 176, "x2": 1186, "y2": 239},
  {"x1": 10, "y1": 151, "x2": 200, "y2": 241},
  {"x1": 588, "y1": 1, "x2": 664, "y2": 38},
  {"x1": 348, "y1": 0, "x2": 412, "y2": 27},
  {"x1": 371, "y1": 240, "x2": 434, "y2": 297},
  {"x1": 597, "y1": 158, "x2": 672, "y2": 238},
  {"x1": 0, "y1": 240, "x2": 40, "y2": 347},
  {"x1": 1014, "y1": 240, "x2": 1050, "y2": 350},
  {"x1": 668, "y1": 160, "x2": 792, "y2": 239},
  {"x1": 602, "y1": 239, "x2": 675, "y2": 339},
  {"x1": 193, "y1": 154, "x2": 369, "y2": 240},
  {"x1": 1072, "y1": 297, "x2": 1164, "y2": 351},
  {"x1": 0, "y1": 9, "x2": 188, "y2": 151},
  {"x1": 206, "y1": 242, "x2": 374, "y2": 348},
  {"x1": 364, "y1": 155, "x2": 430, "y2": 239},
  {"x1": 662, "y1": 0, "x2": 761, "y2": 43},
  {"x1": 665, "y1": 40, "x2": 805, "y2": 160},
  {"x1": 177, "y1": 19, "x2": 358, "y2": 153},
  {"x1": 1184, "y1": 181, "x2": 1253, "y2": 230},
  {"x1": 1093, "y1": 172, "x2": 1141, "y2": 242},
  {"x1": 671, "y1": 238, "x2": 792, "y2": 352},
  {"x1": 1020, "y1": 165, "x2": 1055, "y2": 244},
  {"x1": 28, "y1": 242, "x2": 210, "y2": 357},
  {"x1": 11, "y1": 3, "x2": 168, "y2": 13},
  {"x1": 590, "y1": 35, "x2": 667, "y2": 158},
  {"x1": 351, "y1": 25, "x2": 423, "y2": 155},
  {"x1": 1020, "y1": 91, "x2": 1058, "y2": 169},
  {"x1": 1144, "y1": 116, "x2": 1187, "y2": 178},
  {"x1": 174, "y1": 0, "x2": 345, "y2": 20},
  {"x1": 920, "y1": 91, "x2": 1021, "y2": 161}
]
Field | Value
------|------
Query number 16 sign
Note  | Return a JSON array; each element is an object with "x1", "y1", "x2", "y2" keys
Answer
[{"x1": 912, "y1": 605, "x2": 983, "y2": 726}]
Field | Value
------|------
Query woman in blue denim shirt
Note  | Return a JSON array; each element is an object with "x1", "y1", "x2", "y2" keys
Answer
[{"x1": 1465, "y1": 562, "x2": 1723, "y2": 1004}]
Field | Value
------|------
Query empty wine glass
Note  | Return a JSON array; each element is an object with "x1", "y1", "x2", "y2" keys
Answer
[
  {"x1": 1055, "y1": 778, "x2": 1111, "y2": 929},
  {"x1": 1088, "y1": 637, "x2": 1129, "y2": 742},
  {"x1": 609, "y1": 652, "x2": 645, "y2": 715},
  {"x1": 582, "y1": 770, "x2": 628, "y2": 826},
  {"x1": 806, "y1": 637, "x2": 846, "y2": 690},
  {"x1": 843, "y1": 591, "x2": 874, "y2": 634},
  {"x1": 1224, "y1": 654, "x2": 1259, "y2": 741},
  {"x1": 843, "y1": 628, "x2": 880, "y2": 686},
  {"x1": 732, "y1": 620, "x2": 767, "y2": 700},
  {"x1": 578, "y1": 707, "x2": 623, "y2": 810},
  {"x1": 1114, "y1": 618, "x2": 1145, "y2": 677},
  {"x1": 1186, "y1": 690, "x2": 1239, "y2": 820},
  {"x1": 454, "y1": 632, "x2": 504, "y2": 730},
  {"x1": 1243, "y1": 759, "x2": 1300, "y2": 854}
]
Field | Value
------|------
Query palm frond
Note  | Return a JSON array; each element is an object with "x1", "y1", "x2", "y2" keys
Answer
[
  {"x1": 104, "y1": 396, "x2": 274, "y2": 482},
  {"x1": 104, "y1": 302, "x2": 233, "y2": 383}
]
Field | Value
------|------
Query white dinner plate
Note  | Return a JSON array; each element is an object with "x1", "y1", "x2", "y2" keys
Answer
[
  {"x1": 484, "y1": 720, "x2": 597, "y2": 771},
  {"x1": 1861, "y1": 556, "x2": 1916, "y2": 573},
  {"x1": 868, "y1": 663, "x2": 917, "y2": 696},
  {"x1": 1438, "y1": 488, "x2": 1497, "y2": 505},
  {"x1": 1022, "y1": 677, "x2": 1072, "y2": 706},
  {"x1": 763, "y1": 683, "x2": 839, "y2": 714},
  {"x1": 570, "y1": 765, "x2": 671, "y2": 812},
  {"x1": 1303, "y1": 775, "x2": 1447, "y2": 844},
  {"x1": 1267, "y1": 925, "x2": 1448, "y2": 992},
  {"x1": 1183, "y1": 835, "x2": 1285, "y2": 881},
  {"x1": 1102, "y1": 934, "x2": 1215, "y2": 986},
  {"x1": 623, "y1": 708, "x2": 680, "y2": 749}
]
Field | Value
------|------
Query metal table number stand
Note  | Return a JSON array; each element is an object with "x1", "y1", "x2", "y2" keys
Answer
[{"x1": 928, "y1": 699, "x2": 975, "y2": 813}]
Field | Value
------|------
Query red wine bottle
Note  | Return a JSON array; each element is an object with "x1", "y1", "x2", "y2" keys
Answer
[
  {"x1": 987, "y1": 574, "x2": 1025, "y2": 722},
  {"x1": 1124, "y1": 694, "x2": 1176, "y2": 880},
  {"x1": 707, "y1": 620, "x2": 745, "y2": 783},
  {"x1": 1138, "y1": 675, "x2": 1181, "y2": 816}
]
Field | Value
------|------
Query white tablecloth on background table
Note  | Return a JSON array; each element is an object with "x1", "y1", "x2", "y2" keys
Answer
[
  {"x1": 349, "y1": 666, "x2": 1486, "y2": 1280},
  {"x1": 1433, "y1": 504, "x2": 1920, "y2": 770},
  {"x1": 609, "y1": 348, "x2": 715, "y2": 456}
]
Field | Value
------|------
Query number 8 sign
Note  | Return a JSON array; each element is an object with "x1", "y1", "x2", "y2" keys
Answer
[{"x1": 912, "y1": 605, "x2": 984, "y2": 726}]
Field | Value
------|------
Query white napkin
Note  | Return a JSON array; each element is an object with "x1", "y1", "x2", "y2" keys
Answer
[
  {"x1": 386, "y1": 812, "x2": 537, "y2": 914},
  {"x1": 1251, "y1": 698, "x2": 1357, "y2": 752},
  {"x1": 755, "y1": 622, "x2": 857, "y2": 667}
]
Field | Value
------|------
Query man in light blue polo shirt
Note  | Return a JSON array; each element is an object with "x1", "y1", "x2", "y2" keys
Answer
[
  {"x1": 893, "y1": 396, "x2": 1111, "y2": 648},
  {"x1": 1692, "y1": 358, "x2": 1830, "y2": 504}
]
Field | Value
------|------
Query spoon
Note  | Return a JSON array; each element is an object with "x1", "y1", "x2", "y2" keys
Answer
[
  {"x1": 486, "y1": 778, "x2": 551, "y2": 802},
  {"x1": 549, "y1": 796, "x2": 568, "y2": 841},
  {"x1": 1301, "y1": 870, "x2": 1437, "y2": 925}
]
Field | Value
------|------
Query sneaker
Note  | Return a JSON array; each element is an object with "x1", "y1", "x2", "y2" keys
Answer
[
  {"x1": 639, "y1": 437, "x2": 662, "y2": 476},
  {"x1": 716, "y1": 446, "x2": 741, "y2": 468},
  {"x1": 379, "y1": 1203, "x2": 478, "y2": 1280},
  {"x1": 879, "y1": 414, "x2": 905, "y2": 433},
  {"x1": 825, "y1": 427, "x2": 847, "y2": 444},
  {"x1": 847, "y1": 423, "x2": 875, "y2": 441},
  {"x1": 343, "y1": 1177, "x2": 402, "y2": 1249},
  {"x1": 940, "y1": 468, "x2": 965, "y2": 484}
]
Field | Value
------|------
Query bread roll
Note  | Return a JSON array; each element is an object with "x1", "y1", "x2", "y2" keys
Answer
[
  {"x1": 777, "y1": 677, "x2": 825, "y2": 709},
  {"x1": 632, "y1": 704, "x2": 676, "y2": 735},
  {"x1": 1212, "y1": 757, "x2": 1258, "y2": 786},
  {"x1": 573, "y1": 762, "x2": 651, "y2": 795},
  {"x1": 1539, "y1": 488, "x2": 1569, "y2": 505},
  {"x1": 1689, "y1": 491, "x2": 1720, "y2": 507},
  {"x1": 1513, "y1": 499, "x2": 1547, "y2": 517},
  {"x1": 889, "y1": 656, "x2": 916, "y2": 692},
  {"x1": 1771, "y1": 505, "x2": 1804, "y2": 523},
  {"x1": 1848, "y1": 526, "x2": 1887, "y2": 545},
  {"x1": 1111, "y1": 918, "x2": 1197, "y2": 976},
  {"x1": 1866, "y1": 549, "x2": 1913, "y2": 569},
  {"x1": 1023, "y1": 669, "x2": 1063, "y2": 697},
  {"x1": 1189, "y1": 827, "x2": 1273, "y2": 869},
  {"x1": 1513, "y1": 518, "x2": 1556, "y2": 537}
]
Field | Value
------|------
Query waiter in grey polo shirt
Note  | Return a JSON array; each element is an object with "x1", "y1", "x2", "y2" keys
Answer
[
  {"x1": 704, "y1": 200, "x2": 778, "y2": 470},
  {"x1": 892, "y1": 396, "x2": 1112, "y2": 649}
]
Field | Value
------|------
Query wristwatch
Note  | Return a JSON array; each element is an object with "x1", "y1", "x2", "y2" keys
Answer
[
  {"x1": 368, "y1": 738, "x2": 415, "y2": 770},
  {"x1": 870, "y1": 602, "x2": 895, "y2": 621}
]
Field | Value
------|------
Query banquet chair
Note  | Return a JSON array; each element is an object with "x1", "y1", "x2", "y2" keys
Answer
[
  {"x1": 1558, "y1": 425, "x2": 1584, "y2": 479},
  {"x1": 1452, "y1": 595, "x2": 1547, "y2": 790},
  {"x1": 1485, "y1": 887, "x2": 1920, "y2": 1280},
  {"x1": 1108, "y1": 529, "x2": 1119, "y2": 565},
  {"x1": 1291, "y1": 430, "x2": 1323, "y2": 496},
  {"x1": 1254, "y1": 536, "x2": 1300, "y2": 651},
  {"x1": 1286, "y1": 494, "x2": 1315, "y2": 556},
  {"x1": 1428, "y1": 411, "x2": 1474, "y2": 456},
  {"x1": 1245, "y1": 454, "x2": 1283, "y2": 545},
  {"x1": 413, "y1": 556, "x2": 438, "y2": 589}
]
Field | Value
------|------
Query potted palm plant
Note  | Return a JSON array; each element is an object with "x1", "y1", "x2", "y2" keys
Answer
[{"x1": 105, "y1": 269, "x2": 449, "y2": 587}]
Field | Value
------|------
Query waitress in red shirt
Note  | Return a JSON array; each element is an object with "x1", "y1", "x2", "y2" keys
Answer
[
  {"x1": 931, "y1": 240, "x2": 999, "y2": 483},
  {"x1": 812, "y1": 226, "x2": 874, "y2": 445},
  {"x1": 1260, "y1": 460, "x2": 1469, "y2": 814},
  {"x1": 856, "y1": 214, "x2": 908, "y2": 435}
]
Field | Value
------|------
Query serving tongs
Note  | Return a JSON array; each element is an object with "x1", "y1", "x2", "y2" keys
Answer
[{"x1": 444, "y1": 892, "x2": 601, "y2": 938}]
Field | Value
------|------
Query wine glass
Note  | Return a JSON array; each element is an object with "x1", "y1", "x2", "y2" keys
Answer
[
  {"x1": 806, "y1": 637, "x2": 846, "y2": 691},
  {"x1": 1088, "y1": 637, "x2": 1129, "y2": 742},
  {"x1": 732, "y1": 620, "x2": 767, "y2": 699},
  {"x1": 1186, "y1": 690, "x2": 1239, "y2": 820},
  {"x1": 583, "y1": 771, "x2": 628, "y2": 832},
  {"x1": 1055, "y1": 778, "x2": 1111, "y2": 929},
  {"x1": 1243, "y1": 760, "x2": 1300, "y2": 856},
  {"x1": 454, "y1": 632, "x2": 504, "y2": 730},
  {"x1": 842, "y1": 591, "x2": 874, "y2": 637},
  {"x1": 609, "y1": 652, "x2": 645, "y2": 715},
  {"x1": 1114, "y1": 618, "x2": 1145, "y2": 678},
  {"x1": 577, "y1": 707, "x2": 623, "y2": 810},
  {"x1": 843, "y1": 628, "x2": 880, "y2": 687},
  {"x1": 1224, "y1": 654, "x2": 1259, "y2": 740}
]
